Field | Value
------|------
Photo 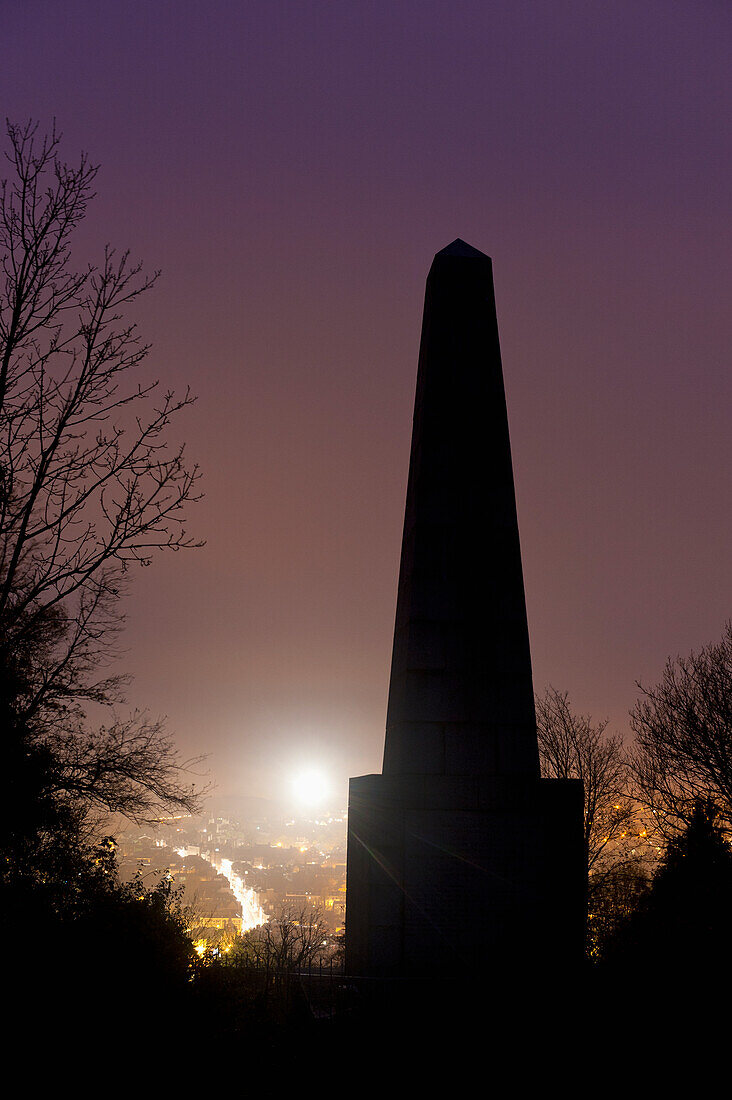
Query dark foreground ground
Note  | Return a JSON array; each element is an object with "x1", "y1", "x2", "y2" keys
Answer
[{"x1": 10, "y1": 958, "x2": 726, "y2": 1089}]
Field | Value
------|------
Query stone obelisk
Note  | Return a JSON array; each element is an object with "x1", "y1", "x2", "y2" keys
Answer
[{"x1": 345, "y1": 241, "x2": 584, "y2": 979}]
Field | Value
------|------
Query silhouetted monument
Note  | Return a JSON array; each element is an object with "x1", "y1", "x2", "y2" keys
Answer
[{"x1": 345, "y1": 240, "x2": 584, "y2": 980}]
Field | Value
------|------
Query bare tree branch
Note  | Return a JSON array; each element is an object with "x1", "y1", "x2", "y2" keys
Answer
[
  {"x1": 536, "y1": 686, "x2": 637, "y2": 875},
  {"x1": 628, "y1": 622, "x2": 732, "y2": 840},
  {"x1": 46, "y1": 711, "x2": 204, "y2": 821},
  {"x1": 0, "y1": 119, "x2": 204, "y2": 826}
]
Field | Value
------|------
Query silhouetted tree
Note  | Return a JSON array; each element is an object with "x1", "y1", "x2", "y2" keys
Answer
[
  {"x1": 536, "y1": 687, "x2": 636, "y2": 875},
  {"x1": 0, "y1": 119, "x2": 203, "y2": 842},
  {"x1": 602, "y1": 800, "x2": 732, "y2": 984},
  {"x1": 583, "y1": 855, "x2": 650, "y2": 963},
  {"x1": 536, "y1": 687, "x2": 654, "y2": 959},
  {"x1": 628, "y1": 623, "x2": 732, "y2": 840},
  {"x1": 191, "y1": 905, "x2": 332, "y2": 1039},
  {"x1": 6, "y1": 833, "x2": 197, "y2": 1046},
  {"x1": 235, "y1": 903, "x2": 331, "y2": 976}
]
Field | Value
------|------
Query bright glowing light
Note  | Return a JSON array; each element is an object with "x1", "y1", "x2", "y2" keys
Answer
[
  {"x1": 292, "y1": 768, "x2": 330, "y2": 808},
  {"x1": 211, "y1": 856, "x2": 265, "y2": 932}
]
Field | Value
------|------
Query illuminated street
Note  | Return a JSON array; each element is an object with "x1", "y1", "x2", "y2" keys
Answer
[{"x1": 209, "y1": 855, "x2": 265, "y2": 932}]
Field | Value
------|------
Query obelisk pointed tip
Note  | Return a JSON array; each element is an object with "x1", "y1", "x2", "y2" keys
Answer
[{"x1": 435, "y1": 238, "x2": 490, "y2": 260}]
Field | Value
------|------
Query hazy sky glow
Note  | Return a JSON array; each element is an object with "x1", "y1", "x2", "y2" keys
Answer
[{"x1": 3, "y1": 1, "x2": 731, "y2": 804}]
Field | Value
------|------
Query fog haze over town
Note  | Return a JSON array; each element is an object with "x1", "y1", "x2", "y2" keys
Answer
[{"x1": 117, "y1": 796, "x2": 348, "y2": 955}]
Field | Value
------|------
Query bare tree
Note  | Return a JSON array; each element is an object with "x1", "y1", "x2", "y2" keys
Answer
[
  {"x1": 237, "y1": 904, "x2": 331, "y2": 976},
  {"x1": 45, "y1": 712, "x2": 204, "y2": 821},
  {"x1": 628, "y1": 623, "x2": 732, "y2": 840},
  {"x1": 536, "y1": 687, "x2": 636, "y2": 876},
  {"x1": 536, "y1": 687, "x2": 651, "y2": 959},
  {"x1": 0, "y1": 120, "x2": 202, "y2": 823}
]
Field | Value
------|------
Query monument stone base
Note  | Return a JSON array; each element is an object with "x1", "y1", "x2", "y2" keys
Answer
[{"x1": 345, "y1": 772, "x2": 585, "y2": 979}]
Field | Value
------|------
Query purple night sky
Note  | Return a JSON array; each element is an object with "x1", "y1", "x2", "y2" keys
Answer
[{"x1": 3, "y1": 1, "x2": 731, "y2": 805}]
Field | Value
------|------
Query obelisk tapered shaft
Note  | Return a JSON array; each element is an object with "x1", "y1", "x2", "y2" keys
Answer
[
  {"x1": 382, "y1": 239, "x2": 539, "y2": 779},
  {"x1": 345, "y1": 242, "x2": 585, "y2": 981}
]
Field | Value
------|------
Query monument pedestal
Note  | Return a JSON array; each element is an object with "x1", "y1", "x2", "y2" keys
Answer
[{"x1": 346, "y1": 772, "x2": 584, "y2": 978}]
